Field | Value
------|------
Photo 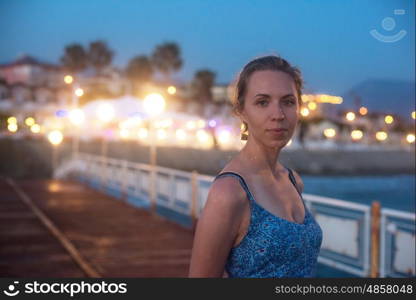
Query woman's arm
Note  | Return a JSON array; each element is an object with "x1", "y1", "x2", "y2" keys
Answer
[{"x1": 188, "y1": 177, "x2": 246, "y2": 277}]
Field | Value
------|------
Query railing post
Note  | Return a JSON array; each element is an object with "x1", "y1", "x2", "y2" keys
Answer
[
  {"x1": 120, "y1": 159, "x2": 128, "y2": 201},
  {"x1": 150, "y1": 165, "x2": 157, "y2": 213},
  {"x1": 51, "y1": 146, "x2": 58, "y2": 179},
  {"x1": 190, "y1": 170, "x2": 198, "y2": 231},
  {"x1": 101, "y1": 138, "x2": 108, "y2": 191},
  {"x1": 149, "y1": 130, "x2": 157, "y2": 213},
  {"x1": 370, "y1": 201, "x2": 381, "y2": 277},
  {"x1": 169, "y1": 171, "x2": 175, "y2": 210}
]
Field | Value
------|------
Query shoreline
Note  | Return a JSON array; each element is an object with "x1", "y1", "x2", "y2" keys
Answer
[
  {"x1": 0, "y1": 138, "x2": 414, "y2": 179},
  {"x1": 89, "y1": 140, "x2": 415, "y2": 177}
]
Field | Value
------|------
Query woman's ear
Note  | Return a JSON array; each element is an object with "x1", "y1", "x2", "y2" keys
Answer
[{"x1": 236, "y1": 109, "x2": 247, "y2": 123}]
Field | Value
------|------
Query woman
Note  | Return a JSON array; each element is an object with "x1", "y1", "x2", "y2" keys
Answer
[{"x1": 188, "y1": 55, "x2": 323, "y2": 278}]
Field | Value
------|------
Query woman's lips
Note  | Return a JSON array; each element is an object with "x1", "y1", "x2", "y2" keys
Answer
[
  {"x1": 267, "y1": 128, "x2": 287, "y2": 132},
  {"x1": 266, "y1": 128, "x2": 288, "y2": 136}
]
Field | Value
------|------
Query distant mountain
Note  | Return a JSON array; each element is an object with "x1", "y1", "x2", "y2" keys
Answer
[{"x1": 340, "y1": 79, "x2": 415, "y2": 119}]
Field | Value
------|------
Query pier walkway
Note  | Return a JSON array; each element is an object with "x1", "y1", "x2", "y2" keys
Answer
[{"x1": 0, "y1": 178, "x2": 194, "y2": 277}]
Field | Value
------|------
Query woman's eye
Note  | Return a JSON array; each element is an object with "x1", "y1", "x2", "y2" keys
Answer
[
  {"x1": 257, "y1": 100, "x2": 268, "y2": 106},
  {"x1": 285, "y1": 99, "x2": 296, "y2": 105}
]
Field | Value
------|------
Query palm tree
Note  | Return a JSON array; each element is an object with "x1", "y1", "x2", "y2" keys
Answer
[
  {"x1": 151, "y1": 42, "x2": 182, "y2": 81},
  {"x1": 88, "y1": 40, "x2": 114, "y2": 75},
  {"x1": 191, "y1": 69, "x2": 216, "y2": 102},
  {"x1": 191, "y1": 69, "x2": 216, "y2": 116},
  {"x1": 60, "y1": 44, "x2": 88, "y2": 74},
  {"x1": 125, "y1": 55, "x2": 154, "y2": 96}
]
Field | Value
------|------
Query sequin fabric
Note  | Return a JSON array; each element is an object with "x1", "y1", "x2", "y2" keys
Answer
[{"x1": 213, "y1": 168, "x2": 323, "y2": 278}]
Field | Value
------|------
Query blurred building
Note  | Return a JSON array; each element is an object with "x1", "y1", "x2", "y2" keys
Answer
[
  {"x1": 300, "y1": 94, "x2": 343, "y2": 119},
  {"x1": 0, "y1": 55, "x2": 132, "y2": 110},
  {"x1": 0, "y1": 55, "x2": 63, "y2": 87},
  {"x1": 211, "y1": 83, "x2": 234, "y2": 104},
  {"x1": 75, "y1": 66, "x2": 128, "y2": 98},
  {"x1": 0, "y1": 79, "x2": 8, "y2": 99},
  {"x1": 0, "y1": 55, "x2": 71, "y2": 107}
]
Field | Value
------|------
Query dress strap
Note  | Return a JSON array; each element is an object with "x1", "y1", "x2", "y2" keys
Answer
[
  {"x1": 215, "y1": 169, "x2": 303, "y2": 201},
  {"x1": 214, "y1": 172, "x2": 255, "y2": 203},
  {"x1": 285, "y1": 167, "x2": 303, "y2": 198}
]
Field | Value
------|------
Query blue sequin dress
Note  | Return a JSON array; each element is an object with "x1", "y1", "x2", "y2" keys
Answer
[{"x1": 214, "y1": 168, "x2": 323, "y2": 278}]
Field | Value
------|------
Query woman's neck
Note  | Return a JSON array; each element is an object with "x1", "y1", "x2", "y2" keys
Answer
[{"x1": 238, "y1": 137, "x2": 285, "y2": 177}]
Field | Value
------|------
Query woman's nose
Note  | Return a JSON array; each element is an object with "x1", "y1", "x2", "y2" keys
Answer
[{"x1": 271, "y1": 105, "x2": 285, "y2": 120}]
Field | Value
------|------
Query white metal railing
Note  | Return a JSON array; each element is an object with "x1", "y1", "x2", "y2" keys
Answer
[
  {"x1": 302, "y1": 193, "x2": 371, "y2": 277},
  {"x1": 380, "y1": 208, "x2": 415, "y2": 277},
  {"x1": 55, "y1": 153, "x2": 415, "y2": 278}
]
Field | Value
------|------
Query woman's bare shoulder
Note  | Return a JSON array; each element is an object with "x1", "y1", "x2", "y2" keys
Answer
[
  {"x1": 208, "y1": 174, "x2": 247, "y2": 208},
  {"x1": 207, "y1": 155, "x2": 250, "y2": 203}
]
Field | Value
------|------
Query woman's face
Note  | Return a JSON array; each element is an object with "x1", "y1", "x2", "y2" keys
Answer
[{"x1": 239, "y1": 70, "x2": 299, "y2": 148}]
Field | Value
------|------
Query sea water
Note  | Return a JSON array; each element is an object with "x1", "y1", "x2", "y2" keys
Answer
[{"x1": 303, "y1": 174, "x2": 415, "y2": 212}]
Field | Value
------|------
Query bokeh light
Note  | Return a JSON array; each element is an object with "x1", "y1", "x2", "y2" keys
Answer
[
  {"x1": 346, "y1": 112, "x2": 356, "y2": 121},
  {"x1": 196, "y1": 129, "x2": 210, "y2": 143},
  {"x1": 119, "y1": 128, "x2": 130, "y2": 139},
  {"x1": 351, "y1": 130, "x2": 363, "y2": 140},
  {"x1": 300, "y1": 107, "x2": 310, "y2": 117},
  {"x1": 64, "y1": 75, "x2": 73, "y2": 84},
  {"x1": 376, "y1": 131, "x2": 388, "y2": 141},
  {"x1": 25, "y1": 117, "x2": 35, "y2": 127},
  {"x1": 208, "y1": 119, "x2": 217, "y2": 127},
  {"x1": 308, "y1": 102, "x2": 317, "y2": 110},
  {"x1": 48, "y1": 130, "x2": 64, "y2": 146},
  {"x1": 69, "y1": 109, "x2": 85, "y2": 125},
  {"x1": 30, "y1": 124, "x2": 41, "y2": 133},
  {"x1": 7, "y1": 117, "x2": 17, "y2": 124},
  {"x1": 384, "y1": 115, "x2": 394, "y2": 124},
  {"x1": 7, "y1": 123, "x2": 18, "y2": 132},
  {"x1": 74, "y1": 88, "x2": 84, "y2": 97},
  {"x1": 217, "y1": 129, "x2": 231, "y2": 145},
  {"x1": 359, "y1": 107, "x2": 368, "y2": 115},
  {"x1": 167, "y1": 86, "x2": 176, "y2": 95},
  {"x1": 143, "y1": 93, "x2": 166, "y2": 116},
  {"x1": 323, "y1": 128, "x2": 336, "y2": 138}
]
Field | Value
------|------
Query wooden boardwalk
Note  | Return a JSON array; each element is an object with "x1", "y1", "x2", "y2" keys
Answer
[{"x1": 0, "y1": 178, "x2": 195, "y2": 277}]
